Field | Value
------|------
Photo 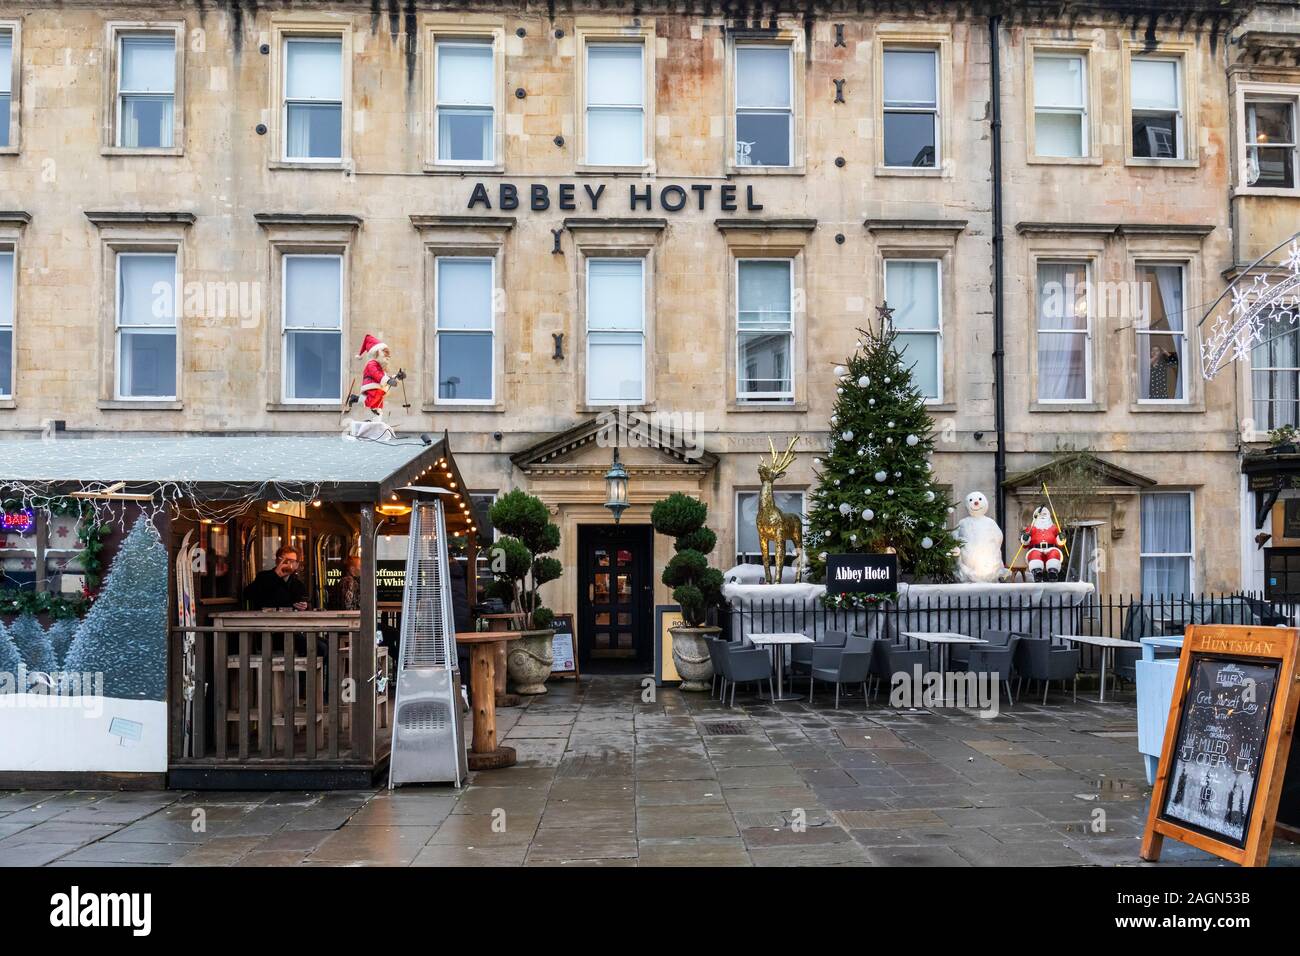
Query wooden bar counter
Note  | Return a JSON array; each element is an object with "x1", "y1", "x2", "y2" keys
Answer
[{"x1": 456, "y1": 631, "x2": 522, "y2": 771}]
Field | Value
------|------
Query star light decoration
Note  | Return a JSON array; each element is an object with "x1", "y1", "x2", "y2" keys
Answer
[{"x1": 1201, "y1": 237, "x2": 1300, "y2": 381}]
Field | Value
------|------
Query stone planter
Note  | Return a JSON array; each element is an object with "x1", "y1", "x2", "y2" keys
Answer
[
  {"x1": 670, "y1": 625, "x2": 719, "y2": 693},
  {"x1": 507, "y1": 628, "x2": 555, "y2": 696}
]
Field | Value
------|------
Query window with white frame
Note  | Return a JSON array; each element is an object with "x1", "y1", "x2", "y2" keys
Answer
[
  {"x1": 435, "y1": 257, "x2": 494, "y2": 403},
  {"x1": 585, "y1": 43, "x2": 643, "y2": 166},
  {"x1": 1137, "y1": 263, "x2": 1187, "y2": 402},
  {"x1": 282, "y1": 254, "x2": 342, "y2": 401},
  {"x1": 1251, "y1": 325, "x2": 1300, "y2": 431},
  {"x1": 1033, "y1": 53, "x2": 1087, "y2": 158},
  {"x1": 0, "y1": 248, "x2": 11, "y2": 396},
  {"x1": 116, "y1": 33, "x2": 175, "y2": 148},
  {"x1": 116, "y1": 252, "x2": 177, "y2": 399},
  {"x1": 435, "y1": 40, "x2": 493, "y2": 164},
  {"x1": 0, "y1": 30, "x2": 12, "y2": 148},
  {"x1": 586, "y1": 258, "x2": 645, "y2": 404},
  {"x1": 1131, "y1": 56, "x2": 1182, "y2": 159},
  {"x1": 736, "y1": 490, "x2": 804, "y2": 564},
  {"x1": 734, "y1": 45, "x2": 792, "y2": 167},
  {"x1": 883, "y1": 48, "x2": 938, "y2": 168},
  {"x1": 885, "y1": 259, "x2": 942, "y2": 401},
  {"x1": 1245, "y1": 97, "x2": 1297, "y2": 190},
  {"x1": 1140, "y1": 491, "x2": 1193, "y2": 597},
  {"x1": 1036, "y1": 261, "x2": 1090, "y2": 402},
  {"x1": 284, "y1": 37, "x2": 343, "y2": 161},
  {"x1": 737, "y1": 259, "x2": 793, "y2": 403}
]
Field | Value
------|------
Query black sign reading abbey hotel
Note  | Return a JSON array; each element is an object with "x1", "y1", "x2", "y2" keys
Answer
[{"x1": 467, "y1": 182, "x2": 763, "y2": 213}]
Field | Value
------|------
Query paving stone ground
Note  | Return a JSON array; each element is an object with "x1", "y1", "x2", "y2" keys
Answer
[{"x1": 3, "y1": 675, "x2": 1300, "y2": 867}]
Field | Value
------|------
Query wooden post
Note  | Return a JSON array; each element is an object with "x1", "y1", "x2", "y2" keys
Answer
[
  {"x1": 470, "y1": 643, "x2": 497, "y2": 754},
  {"x1": 355, "y1": 504, "x2": 377, "y2": 764}
]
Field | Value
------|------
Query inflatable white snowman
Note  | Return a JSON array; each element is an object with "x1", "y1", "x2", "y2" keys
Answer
[{"x1": 954, "y1": 491, "x2": 1007, "y2": 583}]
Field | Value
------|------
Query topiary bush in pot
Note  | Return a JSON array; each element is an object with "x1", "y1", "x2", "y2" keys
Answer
[
  {"x1": 488, "y1": 489, "x2": 563, "y2": 694},
  {"x1": 652, "y1": 493, "x2": 724, "y2": 691}
]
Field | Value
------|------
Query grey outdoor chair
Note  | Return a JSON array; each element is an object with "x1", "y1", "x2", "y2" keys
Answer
[
  {"x1": 1014, "y1": 637, "x2": 1081, "y2": 704},
  {"x1": 714, "y1": 639, "x2": 775, "y2": 707},
  {"x1": 704, "y1": 637, "x2": 725, "y2": 699},
  {"x1": 809, "y1": 635, "x2": 875, "y2": 709},
  {"x1": 963, "y1": 635, "x2": 1021, "y2": 708},
  {"x1": 869, "y1": 639, "x2": 928, "y2": 702},
  {"x1": 791, "y1": 629, "x2": 847, "y2": 681},
  {"x1": 950, "y1": 628, "x2": 1024, "y2": 669}
]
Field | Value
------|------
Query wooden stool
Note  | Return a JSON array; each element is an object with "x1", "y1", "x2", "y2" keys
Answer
[{"x1": 1008, "y1": 564, "x2": 1028, "y2": 583}]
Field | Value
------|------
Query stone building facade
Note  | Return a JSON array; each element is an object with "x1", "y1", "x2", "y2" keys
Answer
[{"x1": 0, "y1": 0, "x2": 1285, "y2": 663}]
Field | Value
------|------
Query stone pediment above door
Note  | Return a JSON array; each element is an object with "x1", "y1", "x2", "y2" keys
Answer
[
  {"x1": 1002, "y1": 452, "x2": 1157, "y2": 542},
  {"x1": 511, "y1": 413, "x2": 718, "y2": 480}
]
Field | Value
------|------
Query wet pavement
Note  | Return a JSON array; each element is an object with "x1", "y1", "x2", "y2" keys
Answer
[{"x1": 3, "y1": 675, "x2": 1299, "y2": 867}]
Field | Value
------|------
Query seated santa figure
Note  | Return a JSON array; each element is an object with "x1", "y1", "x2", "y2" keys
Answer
[{"x1": 1020, "y1": 506, "x2": 1066, "y2": 582}]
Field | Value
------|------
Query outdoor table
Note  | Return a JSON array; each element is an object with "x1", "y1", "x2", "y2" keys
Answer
[
  {"x1": 747, "y1": 633, "x2": 813, "y2": 702},
  {"x1": 1058, "y1": 634, "x2": 1136, "y2": 703},
  {"x1": 900, "y1": 631, "x2": 986, "y2": 680},
  {"x1": 455, "y1": 631, "x2": 521, "y2": 770}
]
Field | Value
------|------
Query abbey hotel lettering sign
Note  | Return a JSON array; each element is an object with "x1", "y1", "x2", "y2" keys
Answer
[{"x1": 467, "y1": 181, "x2": 763, "y2": 213}]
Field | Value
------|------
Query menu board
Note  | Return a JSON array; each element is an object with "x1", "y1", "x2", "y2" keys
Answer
[
  {"x1": 1159, "y1": 657, "x2": 1279, "y2": 847},
  {"x1": 1142, "y1": 624, "x2": 1300, "y2": 867},
  {"x1": 550, "y1": 613, "x2": 578, "y2": 678}
]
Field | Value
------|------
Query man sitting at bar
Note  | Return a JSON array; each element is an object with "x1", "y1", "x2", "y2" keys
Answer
[{"x1": 244, "y1": 545, "x2": 310, "y2": 611}]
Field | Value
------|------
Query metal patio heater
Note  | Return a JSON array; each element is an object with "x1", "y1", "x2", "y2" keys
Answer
[{"x1": 388, "y1": 487, "x2": 468, "y2": 788}]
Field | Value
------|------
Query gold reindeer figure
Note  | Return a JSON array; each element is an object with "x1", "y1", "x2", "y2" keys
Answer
[{"x1": 756, "y1": 436, "x2": 804, "y2": 584}]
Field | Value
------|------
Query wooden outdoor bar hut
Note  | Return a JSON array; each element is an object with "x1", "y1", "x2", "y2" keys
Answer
[{"x1": 0, "y1": 433, "x2": 483, "y2": 791}]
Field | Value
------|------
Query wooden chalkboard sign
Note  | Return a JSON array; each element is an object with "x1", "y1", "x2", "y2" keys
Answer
[
  {"x1": 549, "y1": 613, "x2": 579, "y2": 680},
  {"x1": 1142, "y1": 624, "x2": 1300, "y2": 867}
]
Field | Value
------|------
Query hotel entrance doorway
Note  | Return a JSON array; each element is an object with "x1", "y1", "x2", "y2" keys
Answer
[{"x1": 577, "y1": 524, "x2": 654, "y2": 672}]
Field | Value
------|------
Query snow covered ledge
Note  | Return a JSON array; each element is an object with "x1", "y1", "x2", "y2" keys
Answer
[{"x1": 722, "y1": 564, "x2": 1096, "y2": 644}]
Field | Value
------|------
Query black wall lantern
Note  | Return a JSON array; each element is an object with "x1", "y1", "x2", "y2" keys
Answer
[{"x1": 603, "y1": 448, "x2": 629, "y2": 524}]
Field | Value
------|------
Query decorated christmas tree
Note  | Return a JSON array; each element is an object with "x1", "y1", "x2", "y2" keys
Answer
[
  {"x1": 63, "y1": 515, "x2": 168, "y2": 700},
  {"x1": 10, "y1": 613, "x2": 56, "y2": 675},
  {"x1": 807, "y1": 319, "x2": 957, "y2": 592}
]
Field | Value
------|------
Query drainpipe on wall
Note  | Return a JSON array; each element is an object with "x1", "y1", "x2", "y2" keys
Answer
[{"x1": 989, "y1": 14, "x2": 1009, "y2": 550}]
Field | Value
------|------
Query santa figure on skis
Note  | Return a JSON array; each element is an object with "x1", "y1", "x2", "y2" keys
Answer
[
  {"x1": 352, "y1": 334, "x2": 405, "y2": 418},
  {"x1": 1020, "y1": 505, "x2": 1067, "y2": 582}
]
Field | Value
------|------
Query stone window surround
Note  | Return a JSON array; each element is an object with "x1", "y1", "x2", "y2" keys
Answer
[
  {"x1": 721, "y1": 221, "x2": 813, "y2": 413},
  {"x1": 867, "y1": 220, "x2": 965, "y2": 411},
  {"x1": 873, "y1": 24, "x2": 952, "y2": 178},
  {"x1": 1139, "y1": 488, "x2": 1198, "y2": 595},
  {"x1": 1025, "y1": 234, "x2": 1105, "y2": 414},
  {"x1": 422, "y1": 18, "x2": 506, "y2": 175},
  {"x1": 0, "y1": 212, "x2": 27, "y2": 409},
  {"x1": 724, "y1": 26, "x2": 806, "y2": 177},
  {"x1": 1023, "y1": 36, "x2": 1103, "y2": 166},
  {"x1": 573, "y1": 18, "x2": 658, "y2": 176},
  {"x1": 87, "y1": 212, "x2": 193, "y2": 411},
  {"x1": 266, "y1": 16, "x2": 354, "y2": 171},
  {"x1": 101, "y1": 19, "x2": 186, "y2": 157},
  {"x1": 1232, "y1": 79, "x2": 1300, "y2": 198},
  {"x1": 1120, "y1": 37, "x2": 1200, "y2": 168},
  {"x1": 1125, "y1": 240, "x2": 1204, "y2": 414},
  {"x1": 567, "y1": 217, "x2": 665, "y2": 414},
  {"x1": 0, "y1": 20, "x2": 21, "y2": 154},
  {"x1": 256, "y1": 214, "x2": 360, "y2": 411},
  {"x1": 411, "y1": 215, "x2": 512, "y2": 413}
]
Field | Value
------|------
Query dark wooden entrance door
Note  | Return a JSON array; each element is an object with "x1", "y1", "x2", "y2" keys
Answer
[{"x1": 577, "y1": 524, "x2": 654, "y2": 670}]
